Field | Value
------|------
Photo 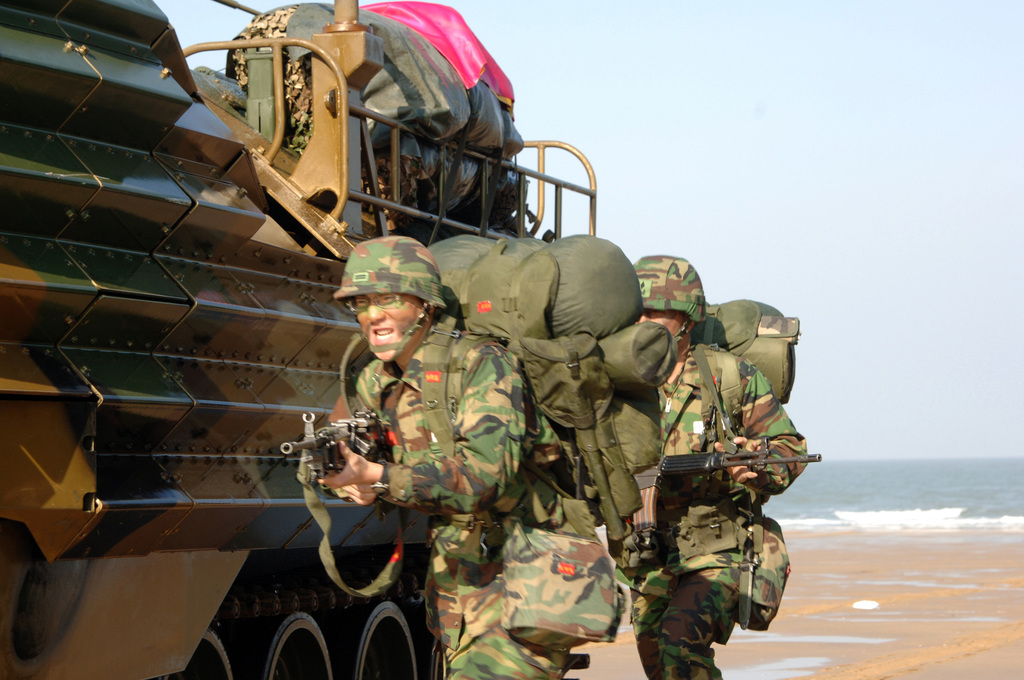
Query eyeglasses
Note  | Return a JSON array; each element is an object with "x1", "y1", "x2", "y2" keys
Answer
[{"x1": 344, "y1": 293, "x2": 408, "y2": 314}]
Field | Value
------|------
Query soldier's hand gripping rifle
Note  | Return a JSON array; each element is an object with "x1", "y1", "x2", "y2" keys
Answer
[
  {"x1": 659, "y1": 436, "x2": 821, "y2": 476},
  {"x1": 280, "y1": 410, "x2": 388, "y2": 485}
]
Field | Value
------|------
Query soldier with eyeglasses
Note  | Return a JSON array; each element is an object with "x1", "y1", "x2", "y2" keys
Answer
[{"x1": 320, "y1": 236, "x2": 572, "y2": 680}]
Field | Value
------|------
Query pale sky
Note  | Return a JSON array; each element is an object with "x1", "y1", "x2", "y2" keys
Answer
[{"x1": 171, "y1": 0, "x2": 1024, "y2": 460}]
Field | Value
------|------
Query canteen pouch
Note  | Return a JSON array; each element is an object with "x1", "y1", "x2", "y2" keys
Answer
[
  {"x1": 500, "y1": 517, "x2": 625, "y2": 649},
  {"x1": 743, "y1": 515, "x2": 791, "y2": 630}
]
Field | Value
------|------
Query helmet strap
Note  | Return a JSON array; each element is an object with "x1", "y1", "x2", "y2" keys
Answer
[
  {"x1": 673, "y1": 319, "x2": 694, "y2": 343},
  {"x1": 364, "y1": 305, "x2": 432, "y2": 357}
]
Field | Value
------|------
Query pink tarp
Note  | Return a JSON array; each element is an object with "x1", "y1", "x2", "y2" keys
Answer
[{"x1": 363, "y1": 2, "x2": 515, "y2": 110}]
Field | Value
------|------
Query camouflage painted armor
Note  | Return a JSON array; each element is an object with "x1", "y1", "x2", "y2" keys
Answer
[
  {"x1": 627, "y1": 350, "x2": 807, "y2": 680},
  {"x1": 334, "y1": 235, "x2": 446, "y2": 307},
  {"x1": 355, "y1": 339, "x2": 571, "y2": 679},
  {"x1": 634, "y1": 256, "x2": 706, "y2": 323}
]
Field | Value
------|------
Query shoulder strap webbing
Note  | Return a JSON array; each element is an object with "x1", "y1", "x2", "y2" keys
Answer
[
  {"x1": 421, "y1": 330, "x2": 489, "y2": 451},
  {"x1": 660, "y1": 385, "x2": 687, "y2": 451},
  {"x1": 694, "y1": 350, "x2": 766, "y2": 628},
  {"x1": 693, "y1": 346, "x2": 738, "y2": 445},
  {"x1": 420, "y1": 338, "x2": 583, "y2": 533}
]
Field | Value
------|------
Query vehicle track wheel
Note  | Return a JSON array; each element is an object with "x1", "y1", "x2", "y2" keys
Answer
[
  {"x1": 163, "y1": 628, "x2": 232, "y2": 680},
  {"x1": 353, "y1": 601, "x2": 417, "y2": 680},
  {"x1": 263, "y1": 613, "x2": 332, "y2": 680}
]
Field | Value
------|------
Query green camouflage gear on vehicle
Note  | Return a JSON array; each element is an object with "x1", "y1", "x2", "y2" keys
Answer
[
  {"x1": 634, "y1": 256, "x2": 706, "y2": 323},
  {"x1": 334, "y1": 235, "x2": 446, "y2": 307}
]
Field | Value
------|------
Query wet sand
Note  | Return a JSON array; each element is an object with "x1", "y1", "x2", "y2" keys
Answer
[{"x1": 571, "y1": 530, "x2": 1024, "y2": 679}]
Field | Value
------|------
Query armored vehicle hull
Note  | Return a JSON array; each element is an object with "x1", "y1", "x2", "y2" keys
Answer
[{"x1": 0, "y1": 1, "x2": 595, "y2": 678}]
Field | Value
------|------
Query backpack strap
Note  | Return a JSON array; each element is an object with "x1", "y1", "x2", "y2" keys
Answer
[
  {"x1": 420, "y1": 329, "x2": 489, "y2": 448},
  {"x1": 693, "y1": 345, "x2": 738, "y2": 447},
  {"x1": 420, "y1": 331, "x2": 508, "y2": 553},
  {"x1": 420, "y1": 335, "x2": 591, "y2": 541},
  {"x1": 694, "y1": 349, "x2": 767, "y2": 628}
]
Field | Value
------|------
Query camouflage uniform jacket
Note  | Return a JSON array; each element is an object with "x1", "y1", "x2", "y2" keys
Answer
[
  {"x1": 643, "y1": 347, "x2": 807, "y2": 580},
  {"x1": 355, "y1": 338, "x2": 563, "y2": 647}
]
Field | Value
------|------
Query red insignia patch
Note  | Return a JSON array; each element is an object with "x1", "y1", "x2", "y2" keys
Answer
[
  {"x1": 425, "y1": 371, "x2": 442, "y2": 383},
  {"x1": 557, "y1": 561, "x2": 576, "y2": 577},
  {"x1": 477, "y1": 300, "x2": 493, "y2": 313}
]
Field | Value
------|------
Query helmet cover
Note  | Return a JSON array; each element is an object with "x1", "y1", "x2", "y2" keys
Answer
[
  {"x1": 633, "y1": 255, "x2": 706, "y2": 323},
  {"x1": 335, "y1": 236, "x2": 445, "y2": 307}
]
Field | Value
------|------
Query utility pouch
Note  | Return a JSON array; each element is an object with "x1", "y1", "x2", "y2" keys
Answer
[
  {"x1": 740, "y1": 515, "x2": 791, "y2": 631},
  {"x1": 602, "y1": 391, "x2": 662, "y2": 475},
  {"x1": 672, "y1": 496, "x2": 742, "y2": 561},
  {"x1": 500, "y1": 517, "x2": 625, "y2": 649},
  {"x1": 612, "y1": 528, "x2": 662, "y2": 570},
  {"x1": 516, "y1": 333, "x2": 612, "y2": 429}
]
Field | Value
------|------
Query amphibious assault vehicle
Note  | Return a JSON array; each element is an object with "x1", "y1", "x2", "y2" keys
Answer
[{"x1": 0, "y1": 1, "x2": 595, "y2": 678}]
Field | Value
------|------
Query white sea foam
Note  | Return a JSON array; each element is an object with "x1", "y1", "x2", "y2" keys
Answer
[
  {"x1": 759, "y1": 458, "x2": 1024, "y2": 532},
  {"x1": 835, "y1": 508, "x2": 964, "y2": 527},
  {"x1": 779, "y1": 508, "x2": 1024, "y2": 531}
]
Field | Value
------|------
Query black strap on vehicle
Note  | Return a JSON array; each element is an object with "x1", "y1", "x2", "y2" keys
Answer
[{"x1": 427, "y1": 125, "x2": 471, "y2": 246}]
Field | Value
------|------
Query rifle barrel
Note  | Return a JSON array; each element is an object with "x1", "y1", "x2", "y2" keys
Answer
[{"x1": 660, "y1": 452, "x2": 822, "y2": 476}]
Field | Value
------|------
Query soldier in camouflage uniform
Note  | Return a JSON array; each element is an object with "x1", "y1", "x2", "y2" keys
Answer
[
  {"x1": 321, "y1": 236, "x2": 572, "y2": 679},
  {"x1": 625, "y1": 256, "x2": 808, "y2": 680}
]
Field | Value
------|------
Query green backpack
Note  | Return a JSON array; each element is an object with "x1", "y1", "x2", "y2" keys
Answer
[
  {"x1": 424, "y1": 235, "x2": 677, "y2": 541},
  {"x1": 691, "y1": 299, "x2": 800, "y2": 406}
]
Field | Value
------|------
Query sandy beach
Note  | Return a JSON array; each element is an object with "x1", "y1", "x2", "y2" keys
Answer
[{"x1": 571, "y1": 530, "x2": 1024, "y2": 679}]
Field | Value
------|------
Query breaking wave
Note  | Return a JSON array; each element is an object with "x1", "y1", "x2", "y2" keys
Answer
[{"x1": 779, "y1": 508, "x2": 1024, "y2": 531}]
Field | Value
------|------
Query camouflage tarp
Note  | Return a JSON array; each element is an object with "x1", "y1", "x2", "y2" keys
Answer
[
  {"x1": 228, "y1": 4, "x2": 522, "y2": 156},
  {"x1": 223, "y1": 4, "x2": 522, "y2": 232}
]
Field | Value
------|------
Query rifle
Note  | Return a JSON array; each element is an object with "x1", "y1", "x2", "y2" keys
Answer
[
  {"x1": 280, "y1": 410, "x2": 388, "y2": 484},
  {"x1": 659, "y1": 437, "x2": 821, "y2": 476}
]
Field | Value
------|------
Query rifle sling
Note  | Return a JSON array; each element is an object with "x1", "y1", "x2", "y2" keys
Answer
[{"x1": 298, "y1": 462, "x2": 408, "y2": 598}]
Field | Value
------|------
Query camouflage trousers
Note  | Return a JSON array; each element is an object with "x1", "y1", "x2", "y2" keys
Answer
[
  {"x1": 630, "y1": 563, "x2": 741, "y2": 680},
  {"x1": 445, "y1": 626, "x2": 569, "y2": 680},
  {"x1": 442, "y1": 575, "x2": 569, "y2": 679}
]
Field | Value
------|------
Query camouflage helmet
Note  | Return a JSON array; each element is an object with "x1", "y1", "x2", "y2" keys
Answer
[
  {"x1": 633, "y1": 255, "x2": 706, "y2": 323},
  {"x1": 334, "y1": 236, "x2": 445, "y2": 307}
]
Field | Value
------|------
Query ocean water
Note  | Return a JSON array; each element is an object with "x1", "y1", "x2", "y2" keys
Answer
[{"x1": 764, "y1": 457, "x2": 1024, "y2": 531}]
